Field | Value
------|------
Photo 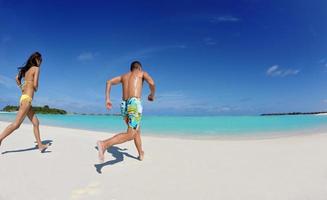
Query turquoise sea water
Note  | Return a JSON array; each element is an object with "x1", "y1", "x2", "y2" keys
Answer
[{"x1": 1, "y1": 113, "x2": 327, "y2": 138}]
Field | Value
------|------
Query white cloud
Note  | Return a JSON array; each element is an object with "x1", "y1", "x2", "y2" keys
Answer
[
  {"x1": 266, "y1": 65, "x2": 300, "y2": 77},
  {"x1": 319, "y1": 58, "x2": 326, "y2": 64},
  {"x1": 77, "y1": 52, "x2": 95, "y2": 61},
  {"x1": 142, "y1": 91, "x2": 243, "y2": 114},
  {"x1": 323, "y1": 61, "x2": 327, "y2": 69},
  {"x1": 0, "y1": 74, "x2": 15, "y2": 88},
  {"x1": 176, "y1": 44, "x2": 187, "y2": 49},
  {"x1": 34, "y1": 96, "x2": 103, "y2": 113},
  {"x1": 1, "y1": 35, "x2": 11, "y2": 44},
  {"x1": 218, "y1": 106, "x2": 231, "y2": 112},
  {"x1": 267, "y1": 65, "x2": 279, "y2": 74},
  {"x1": 318, "y1": 58, "x2": 327, "y2": 72},
  {"x1": 210, "y1": 16, "x2": 240, "y2": 23},
  {"x1": 203, "y1": 37, "x2": 216, "y2": 46},
  {"x1": 105, "y1": 45, "x2": 186, "y2": 66},
  {"x1": 143, "y1": 91, "x2": 186, "y2": 110},
  {"x1": 0, "y1": 95, "x2": 18, "y2": 105}
]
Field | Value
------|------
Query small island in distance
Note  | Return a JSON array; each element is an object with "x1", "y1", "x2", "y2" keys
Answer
[
  {"x1": 1, "y1": 105, "x2": 121, "y2": 116},
  {"x1": 261, "y1": 111, "x2": 327, "y2": 116},
  {"x1": 2, "y1": 105, "x2": 67, "y2": 114}
]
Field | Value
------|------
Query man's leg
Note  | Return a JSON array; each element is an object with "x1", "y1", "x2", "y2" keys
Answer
[
  {"x1": 97, "y1": 127, "x2": 137, "y2": 162},
  {"x1": 124, "y1": 117, "x2": 144, "y2": 160},
  {"x1": 134, "y1": 128, "x2": 144, "y2": 160}
]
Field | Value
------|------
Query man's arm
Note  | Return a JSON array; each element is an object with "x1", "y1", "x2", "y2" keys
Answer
[
  {"x1": 143, "y1": 72, "x2": 155, "y2": 101},
  {"x1": 105, "y1": 75, "x2": 122, "y2": 110}
]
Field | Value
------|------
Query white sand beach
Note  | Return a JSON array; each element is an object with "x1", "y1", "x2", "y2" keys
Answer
[{"x1": 1, "y1": 121, "x2": 327, "y2": 200}]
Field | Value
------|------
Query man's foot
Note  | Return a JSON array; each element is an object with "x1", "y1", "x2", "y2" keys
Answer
[
  {"x1": 138, "y1": 151, "x2": 144, "y2": 161},
  {"x1": 97, "y1": 141, "x2": 105, "y2": 163},
  {"x1": 38, "y1": 144, "x2": 49, "y2": 153}
]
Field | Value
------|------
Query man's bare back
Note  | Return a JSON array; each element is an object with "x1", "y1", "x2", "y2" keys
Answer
[{"x1": 121, "y1": 70, "x2": 154, "y2": 100}]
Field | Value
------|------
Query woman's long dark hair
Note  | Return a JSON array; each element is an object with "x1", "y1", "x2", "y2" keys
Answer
[{"x1": 17, "y1": 52, "x2": 42, "y2": 82}]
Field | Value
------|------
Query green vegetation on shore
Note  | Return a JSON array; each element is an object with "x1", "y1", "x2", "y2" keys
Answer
[{"x1": 2, "y1": 105, "x2": 67, "y2": 114}]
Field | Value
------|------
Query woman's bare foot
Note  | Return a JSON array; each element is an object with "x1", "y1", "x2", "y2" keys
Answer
[
  {"x1": 97, "y1": 141, "x2": 105, "y2": 163},
  {"x1": 138, "y1": 151, "x2": 144, "y2": 161},
  {"x1": 38, "y1": 143, "x2": 49, "y2": 152}
]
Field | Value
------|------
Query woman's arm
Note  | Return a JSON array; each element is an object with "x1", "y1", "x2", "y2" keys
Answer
[
  {"x1": 33, "y1": 67, "x2": 40, "y2": 91},
  {"x1": 15, "y1": 74, "x2": 21, "y2": 86}
]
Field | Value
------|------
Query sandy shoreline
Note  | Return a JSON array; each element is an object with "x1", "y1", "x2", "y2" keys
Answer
[{"x1": 1, "y1": 121, "x2": 327, "y2": 200}]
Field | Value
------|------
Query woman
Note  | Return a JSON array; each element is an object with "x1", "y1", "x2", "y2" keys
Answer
[{"x1": 0, "y1": 52, "x2": 48, "y2": 152}]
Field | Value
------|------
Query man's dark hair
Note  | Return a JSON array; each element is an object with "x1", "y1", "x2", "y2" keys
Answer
[{"x1": 130, "y1": 61, "x2": 142, "y2": 71}]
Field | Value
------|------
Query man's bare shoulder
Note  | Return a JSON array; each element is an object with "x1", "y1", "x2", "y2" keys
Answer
[
  {"x1": 121, "y1": 72, "x2": 131, "y2": 79},
  {"x1": 142, "y1": 71, "x2": 150, "y2": 77}
]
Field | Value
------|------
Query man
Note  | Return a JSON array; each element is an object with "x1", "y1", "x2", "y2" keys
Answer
[{"x1": 97, "y1": 61, "x2": 155, "y2": 163}]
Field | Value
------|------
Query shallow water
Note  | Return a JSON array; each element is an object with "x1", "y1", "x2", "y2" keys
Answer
[{"x1": 1, "y1": 113, "x2": 327, "y2": 137}]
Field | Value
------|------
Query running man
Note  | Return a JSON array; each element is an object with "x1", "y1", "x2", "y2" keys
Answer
[{"x1": 97, "y1": 61, "x2": 155, "y2": 162}]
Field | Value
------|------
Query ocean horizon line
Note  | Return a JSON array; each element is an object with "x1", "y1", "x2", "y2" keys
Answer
[{"x1": 2, "y1": 110, "x2": 327, "y2": 118}]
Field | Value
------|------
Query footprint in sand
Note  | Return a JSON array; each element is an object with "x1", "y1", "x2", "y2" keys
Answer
[{"x1": 71, "y1": 182, "x2": 101, "y2": 199}]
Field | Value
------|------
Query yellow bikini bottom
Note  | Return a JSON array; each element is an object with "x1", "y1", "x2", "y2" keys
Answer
[{"x1": 20, "y1": 94, "x2": 33, "y2": 105}]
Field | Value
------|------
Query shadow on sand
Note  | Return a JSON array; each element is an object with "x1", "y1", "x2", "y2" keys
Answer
[
  {"x1": 1, "y1": 140, "x2": 53, "y2": 154},
  {"x1": 94, "y1": 146, "x2": 139, "y2": 174}
]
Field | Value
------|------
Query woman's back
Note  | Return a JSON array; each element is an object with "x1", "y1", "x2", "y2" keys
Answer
[{"x1": 21, "y1": 66, "x2": 37, "y2": 98}]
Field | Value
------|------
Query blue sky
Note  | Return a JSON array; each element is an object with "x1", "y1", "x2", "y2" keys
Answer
[{"x1": 0, "y1": 0, "x2": 327, "y2": 115}]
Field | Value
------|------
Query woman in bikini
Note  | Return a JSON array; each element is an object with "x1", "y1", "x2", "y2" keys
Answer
[{"x1": 0, "y1": 52, "x2": 48, "y2": 152}]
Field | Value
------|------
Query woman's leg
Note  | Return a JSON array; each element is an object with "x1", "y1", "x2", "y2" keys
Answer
[
  {"x1": 0, "y1": 102, "x2": 31, "y2": 145},
  {"x1": 27, "y1": 108, "x2": 48, "y2": 151}
]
